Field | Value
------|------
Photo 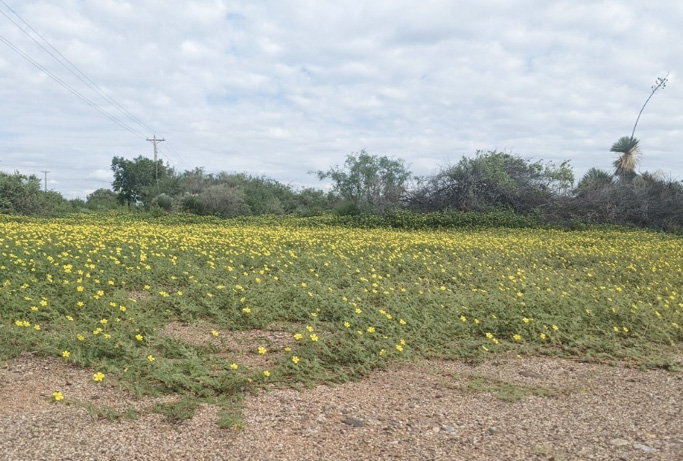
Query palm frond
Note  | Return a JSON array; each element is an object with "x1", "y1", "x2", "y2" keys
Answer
[{"x1": 610, "y1": 136, "x2": 641, "y2": 178}]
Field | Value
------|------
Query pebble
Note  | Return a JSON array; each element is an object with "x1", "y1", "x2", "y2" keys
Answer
[
  {"x1": 518, "y1": 369, "x2": 544, "y2": 379},
  {"x1": 610, "y1": 438, "x2": 629, "y2": 447},
  {"x1": 632, "y1": 443, "x2": 657, "y2": 453},
  {"x1": 342, "y1": 417, "x2": 365, "y2": 427}
]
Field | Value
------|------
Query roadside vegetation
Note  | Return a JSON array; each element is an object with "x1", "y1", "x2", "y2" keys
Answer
[{"x1": 1, "y1": 214, "x2": 681, "y2": 423}]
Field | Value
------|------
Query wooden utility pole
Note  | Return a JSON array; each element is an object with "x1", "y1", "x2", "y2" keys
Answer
[
  {"x1": 146, "y1": 134, "x2": 165, "y2": 190},
  {"x1": 41, "y1": 170, "x2": 49, "y2": 192}
]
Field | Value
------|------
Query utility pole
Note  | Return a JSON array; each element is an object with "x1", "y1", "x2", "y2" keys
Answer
[
  {"x1": 41, "y1": 170, "x2": 50, "y2": 192},
  {"x1": 146, "y1": 134, "x2": 165, "y2": 190}
]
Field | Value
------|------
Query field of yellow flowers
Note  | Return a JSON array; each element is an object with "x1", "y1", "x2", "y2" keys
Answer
[{"x1": 1, "y1": 214, "x2": 681, "y2": 422}]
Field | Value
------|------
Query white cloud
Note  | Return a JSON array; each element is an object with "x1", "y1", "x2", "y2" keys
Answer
[
  {"x1": 1, "y1": 0, "x2": 682, "y2": 201},
  {"x1": 88, "y1": 169, "x2": 113, "y2": 182}
]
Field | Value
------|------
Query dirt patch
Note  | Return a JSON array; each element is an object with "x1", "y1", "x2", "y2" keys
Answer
[
  {"x1": 161, "y1": 321, "x2": 297, "y2": 369},
  {"x1": 1, "y1": 353, "x2": 681, "y2": 460}
]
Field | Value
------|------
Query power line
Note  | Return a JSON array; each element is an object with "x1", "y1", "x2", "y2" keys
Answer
[
  {"x1": 0, "y1": 33, "x2": 146, "y2": 138},
  {"x1": 0, "y1": 2, "x2": 193, "y2": 173},
  {"x1": 0, "y1": 0, "x2": 157, "y2": 136}
]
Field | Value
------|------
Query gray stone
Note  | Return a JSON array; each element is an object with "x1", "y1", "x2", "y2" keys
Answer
[
  {"x1": 342, "y1": 417, "x2": 365, "y2": 427},
  {"x1": 518, "y1": 369, "x2": 544, "y2": 379},
  {"x1": 633, "y1": 443, "x2": 657, "y2": 453},
  {"x1": 610, "y1": 438, "x2": 630, "y2": 447}
]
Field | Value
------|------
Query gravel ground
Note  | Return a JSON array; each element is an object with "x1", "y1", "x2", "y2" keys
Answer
[{"x1": 1, "y1": 352, "x2": 681, "y2": 461}]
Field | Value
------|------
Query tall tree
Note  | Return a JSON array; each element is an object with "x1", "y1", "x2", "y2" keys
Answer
[
  {"x1": 407, "y1": 151, "x2": 573, "y2": 213},
  {"x1": 111, "y1": 156, "x2": 173, "y2": 207},
  {"x1": 317, "y1": 150, "x2": 412, "y2": 214}
]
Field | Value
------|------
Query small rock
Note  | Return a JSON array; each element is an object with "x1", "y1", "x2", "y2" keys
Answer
[
  {"x1": 432, "y1": 426, "x2": 440, "y2": 433},
  {"x1": 442, "y1": 425, "x2": 456, "y2": 434},
  {"x1": 342, "y1": 417, "x2": 365, "y2": 427},
  {"x1": 387, "y1": 441, "x2": 399, "y2": 446},
  {"x1": 518, "y1": 369, "x2": 544, "y2": 379},
  {"x1": 633, "y1": 443, "x2": 657, "y2": 453},
  {"x1": 316, "y1": 414, "x2": 327, "y2": 423},
  {"x1": 610, "y1": 438, "x2": 630, "y2": 447},
  {"x1": 303, "y1": 427, "x2": 318, "y2": 437},
  {"x1": 488, "y1": 427, "x2": 496, "y2": 435}
]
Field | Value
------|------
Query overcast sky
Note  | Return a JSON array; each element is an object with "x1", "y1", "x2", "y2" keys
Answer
[{"x1": 1, "y1": 0, "x2": 681, "y2": 199}]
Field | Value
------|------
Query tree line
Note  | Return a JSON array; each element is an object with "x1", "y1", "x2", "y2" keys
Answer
[{"x1": 2, "y1": 145, "x2": 682, "y2": 232}]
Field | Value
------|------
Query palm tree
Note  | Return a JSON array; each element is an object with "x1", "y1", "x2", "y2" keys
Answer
[
  {"x1": 610, "y1": 136, "x2": 641, "y2": 180},
  {"x1": 577, "y1": 167, "x2": 613, "y2": 193},
  {"x1": 608, "y1": 74, "x2": 668, "y2": 182}
]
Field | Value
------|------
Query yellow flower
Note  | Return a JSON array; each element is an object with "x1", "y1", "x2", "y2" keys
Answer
[
  {"x1": 230, "y1": 363, "x2": 238, "y2": 370},
  {"x1": 343, "y1": 322, "x2": 350, "y2": 328},
  {"x1": 310, "y1": 334, "x2": 319, "y2": 342},
  {"x1": 263, "y1": 370, "x2": 271, "y2": 377},
  {"x1": 367, "y1": 327, "x2": 375, "y2": 333},
  {"x1": 395, "y1": 345, "x2": 403, "y2": 352},
  {"x1": 33, "y1": 324, "x2": 41, "y2": 331},
  {"x1": 242, "y1": 307, "x2": 251, "y2": 314},
  {"x1": 540, "y1": 333, "x2": 547, "y2": 340},
  {"x1": 291, "y1": 356, "x2": 300, "y2": 364},
  {"x1": 211, "y1": 330, "x2": 219, "y2": 337},
  {"x1": 135, "y1": 334, "x2": 143, "y2": 341},
  {"x1": 399, "y1": 318, "x2": 406, "y2": 325},
  {"x1": 513, "y1": 334, "x2": 522, "y2": 341},
  {"x1": 93, "y1": 372, "x2": 105, "y2": 382},
  {"x1": 147, "y1": 354, "x2": 155, "y2": 362},
  {"x1": 294, "y1": 333, "x2": 303, "y2": 340},
  {"x1": 62, "y1": 351, "x2": 70, "y2": 358},
  {"x1": 52, "y1": 391, "x2": 64, "y2": 402},
  {"x1": 258, "y1": 346, "x2": 267, "y2": 355}
]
